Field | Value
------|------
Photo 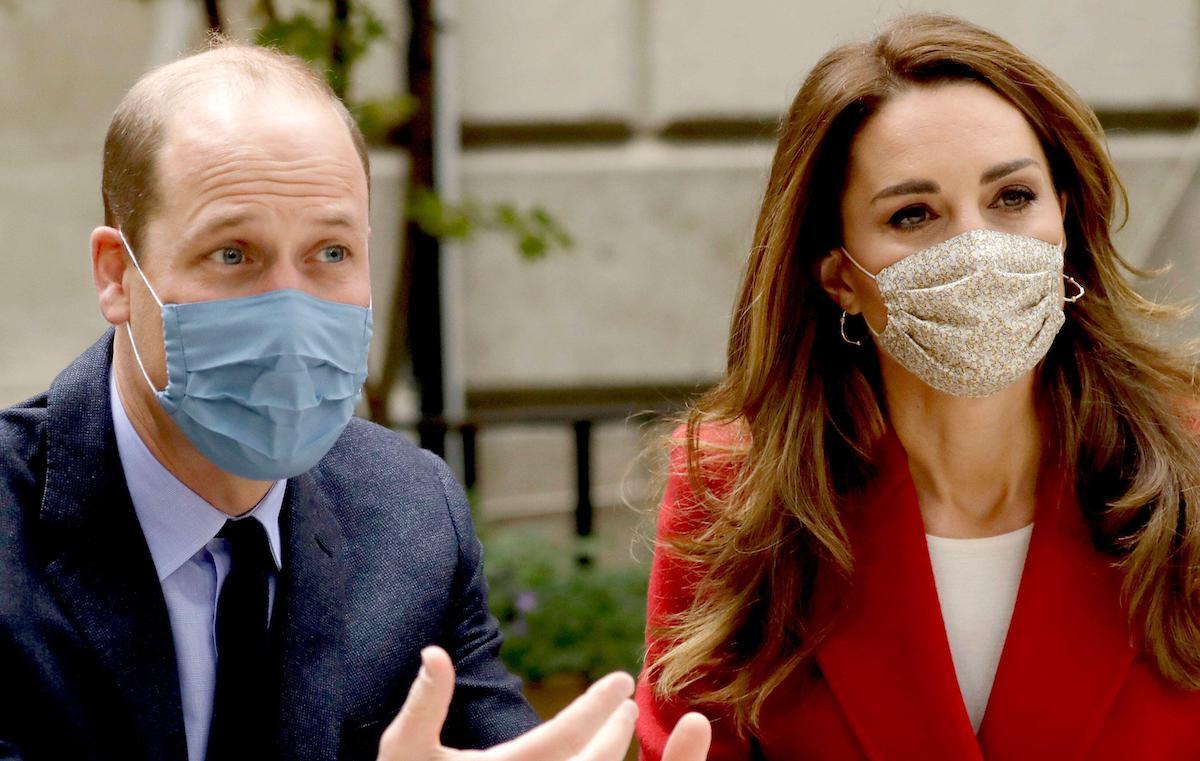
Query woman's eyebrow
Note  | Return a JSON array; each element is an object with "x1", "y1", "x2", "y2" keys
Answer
[
  {"x1": 980, "y1": 157, "x2": 1037, "y2": 184},
  {"x1": 871, "y1": 179, "x2": 939, "y2": 204},
  {"x1": 870, "y1": 157, "x2": 1040, "y2": 204}
]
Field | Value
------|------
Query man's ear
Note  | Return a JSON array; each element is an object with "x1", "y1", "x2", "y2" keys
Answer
[
  {"x1": 91, "y1": 226, "x2": 131, "y2": 326},
  {"x1": 818, "y1": 248, "x2": 861, "y2": 315}
]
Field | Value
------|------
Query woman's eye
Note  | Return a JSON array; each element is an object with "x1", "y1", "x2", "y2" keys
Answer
[
  {"x1": 213, "y1": 247, "x2": 245, "y2": 265},
  {"x1": 995, "y1": 187, "x2": 1037, "y2": 210},
  {"x1": 888, "y1": 205, "x2": 932, "y2": 230},
  {"x1": 317, "y1": 246, "x2": 348, "y2": 263}
]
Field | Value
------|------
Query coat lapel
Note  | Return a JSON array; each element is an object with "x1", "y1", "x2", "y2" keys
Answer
[
  {"x1": 815, "y1": 430, "x2": 983, "y2": 760},
  {"x1": 39, "y1": 331, "x2": 188, "y2": 761},
  {"x1": 977, "y1": 468, "x2": 1134, "y2": 759},
  {"x1": 272, "y1": 471, "x2": 349, "y2": 761}
]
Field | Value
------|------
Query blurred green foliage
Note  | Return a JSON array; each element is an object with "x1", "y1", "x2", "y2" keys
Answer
[
  {"x1": 122, "y1": 0, "x2": 572, "y2": 260},
  {"x1": 250, "y1": 0, "x2": 571, "y2": 259},
  {"x1": 252, "y1": 0, "x2": 421, "y2": 143},
  {"x1": 256, "y1": 0, "x2": 385, "y2": 96},
  {"x1": 484, "y1": 533, "x2": 649, "y2": 683},
  {"x1": 410, "y1": 189, "x2": 573, "y2": 260}
]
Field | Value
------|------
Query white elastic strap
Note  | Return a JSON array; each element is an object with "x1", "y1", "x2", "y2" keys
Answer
[
  {"x1": 117, "y1": 229, "x2": 164, "y2": 393},
  {"x1": 117, "y1": 229, "x2": 164, "y2": 308},
  {"x1": 840, "y1": 247, "x2": 879, "y2": 280},
  {"x1": 124, "y1": 322, "x2": 161, "y2": 393},
  {"x1": 839, "y1": 247, "x2": 886, "y2": 335}
]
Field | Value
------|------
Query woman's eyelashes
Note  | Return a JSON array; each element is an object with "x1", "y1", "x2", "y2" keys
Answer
[
  {"x1": 885, "y1": 186, "x2": 1039, "y2": 232},
  {"x1": 992, "y1": 186, "x2": 1037, "y2": 211},
  {"x1": 889, "y1": 204, "x2": 936, "y2": 231}
]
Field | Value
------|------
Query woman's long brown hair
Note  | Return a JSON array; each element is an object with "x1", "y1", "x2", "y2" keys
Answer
[{"x1": 647, "y1": 12, "x2": 1200, "y2": 734}]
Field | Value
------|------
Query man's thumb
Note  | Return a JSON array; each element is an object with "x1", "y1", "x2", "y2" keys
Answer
[{"x1": 377, "y1": 646, "x2": 456, "y2": 759}]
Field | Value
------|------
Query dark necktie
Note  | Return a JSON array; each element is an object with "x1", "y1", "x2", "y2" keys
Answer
[{"x1": 206, "y1": 517, "x2": 276, "y2": 760}]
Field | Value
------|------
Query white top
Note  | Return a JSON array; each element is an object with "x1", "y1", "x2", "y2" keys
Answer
[{"x1": 926, "y1": 523, "x2": 1033, "y2": 733}]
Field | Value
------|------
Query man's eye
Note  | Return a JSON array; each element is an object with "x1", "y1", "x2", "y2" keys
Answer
[
  {"x1": 214, "y1": 248, "x2": 245, "y2": 265},
  {"x1": 889, "y1": 206, "x2": 932, "y2": 229},
  {"x1": 318, "y1": 246, "x2": 347, "y2": 263}
]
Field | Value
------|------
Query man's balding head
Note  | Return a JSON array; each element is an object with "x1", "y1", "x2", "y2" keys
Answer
[{"x1": 101, "y1": 40, "x2": 369, "y2": 252}]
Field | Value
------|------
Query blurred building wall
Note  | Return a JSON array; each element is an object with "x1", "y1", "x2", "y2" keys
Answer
[
  {"x1": 453, "y1": 0, "x2": 1200, "y2": 519},
  {"x1": 454, "y1": 0, "x2": 1200, "y2": 390},
  {"x1": 2, "y1": 0, "x2": 1199, "y2": 521}
]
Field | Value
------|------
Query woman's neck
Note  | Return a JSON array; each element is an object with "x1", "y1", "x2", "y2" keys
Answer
[{"x1": 882, "y1": 360, "x2": 1044, "y2": 539}]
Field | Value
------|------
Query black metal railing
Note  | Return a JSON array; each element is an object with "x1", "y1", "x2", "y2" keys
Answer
[{"x1": 393, "y1": 383, "x2": 709, "y2": 538}]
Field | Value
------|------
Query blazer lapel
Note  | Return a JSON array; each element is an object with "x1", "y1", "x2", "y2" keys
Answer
[
  {"x1": 272, "y1": 471, "x2": 349, "y2": 761},
  {"x1": 815, "y1": 430, "x2": 983, "y2": 760},
  {"x1": 977, "y1": 469, "x2": 1134, "y2": 759},
  {"x1": 39, "y1": 331, "x2": 188, "y2": 761}
]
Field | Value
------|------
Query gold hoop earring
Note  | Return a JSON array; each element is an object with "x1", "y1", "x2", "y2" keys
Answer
[
  {"x1": 840, "y1": 310, "x2": 863, "y2": 346},
  {"x1": 1064, "y1": 274, "x2": 1085, "y2": 303}
]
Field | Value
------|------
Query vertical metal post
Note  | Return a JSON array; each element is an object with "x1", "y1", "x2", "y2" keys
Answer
[
  {"x1": 434, "y1": 0, "x2": 468, "y2": 480},
  {"x1": 405, "y1": 0, "x2": 447, "y2": 457},
  {"x1": 573, "y1": 419, "x2": 594, "y2": 539},
  {"x1": 461, "y1": 423, "x2": 478, "y2": 492}
]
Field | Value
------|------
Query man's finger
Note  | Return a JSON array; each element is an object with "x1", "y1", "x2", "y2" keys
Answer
[
  {"x1": 495, "y1": 671, "x2": 635, "y2": 759},
  {"x1": 377, "y1": 646, "x2": 456, "y2": 759},
  {"x1": 572, "y1": 700, "x2": 638, "y2": 761},
  {"x1": 661, "y1": 712, "x2": 712, "y2": 761}
]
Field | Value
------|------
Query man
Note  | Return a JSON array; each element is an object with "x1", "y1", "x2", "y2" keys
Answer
[{"x1": 0, "y1": 42, "x2": 709, "y2": 761}]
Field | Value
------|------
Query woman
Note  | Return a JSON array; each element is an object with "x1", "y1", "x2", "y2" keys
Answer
[{"x1": 636, "y1": 13, "x2": 1200, "y2": 761}]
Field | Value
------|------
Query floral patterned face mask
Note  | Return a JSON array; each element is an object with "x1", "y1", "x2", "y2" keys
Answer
[{"x1": 841, "y1": 228, "x2": 1084, "y2": 398}]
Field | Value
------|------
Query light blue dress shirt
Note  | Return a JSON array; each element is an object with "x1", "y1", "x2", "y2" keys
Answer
[{"x1": 110, "y1": 371, "x2": 286, "y2": 761}]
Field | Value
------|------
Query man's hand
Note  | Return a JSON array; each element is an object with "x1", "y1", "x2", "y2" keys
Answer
[{"x1": 378, "y1": 646, "x2": 711, "y2": 761}]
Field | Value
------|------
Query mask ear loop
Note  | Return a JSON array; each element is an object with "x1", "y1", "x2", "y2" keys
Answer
[
  {"x1": 839, "y1": 247, "x2": 885, "y2": 337},
  {"x1": 117, "y1": 229, "x2": 165, "y2": 394},
  {"x1": 840, "y1": 247, "x2": 878, "y2": 281}
]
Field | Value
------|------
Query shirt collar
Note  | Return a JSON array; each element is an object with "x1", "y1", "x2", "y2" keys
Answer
[{"x1": 110, "y1": 369, "x2": 285, "y2": 581}]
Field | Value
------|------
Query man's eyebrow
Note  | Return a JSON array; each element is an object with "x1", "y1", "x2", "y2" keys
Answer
[
  {"x1": 314, "y1": 213, "x2": 357, "y2": 228},
  {"x1": 980, "y1": 157, "x2": 1037, "y2": 184},
  {"x1": 871, "y1": 179, "x2": 940, "y2": 204},
  {"x1": 187, "y1": 211, "x2": 359, "y2": 240},
  {"x1": 189, "y1": 211, "x2": 255, "y2": 239}
]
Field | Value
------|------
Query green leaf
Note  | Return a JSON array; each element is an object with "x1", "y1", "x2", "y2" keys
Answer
[
  {"x1": 351, "y1": 94, "x2": 418, "y2": 142},
  {"x1": 519, "y1": 234, "x2": 547, "y2": 260},
  {"x1": 407, "y1": 187, "x2": 474, "y2": 240},
  {"x1": 255, "y1": 16, "x2": 329, "y2": 66},
  {"x1": 495, "y1": 205, "x2": 520, "y2": 230}
]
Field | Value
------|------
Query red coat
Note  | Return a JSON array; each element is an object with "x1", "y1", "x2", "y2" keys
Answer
[{"x1": 636, "y1": 429, "x2": 1200, "y2": 760}]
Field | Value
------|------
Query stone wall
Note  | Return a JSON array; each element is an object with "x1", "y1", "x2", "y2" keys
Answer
[{"x1": 2, "y1": 0, "x2": 1197, "y2": 520}]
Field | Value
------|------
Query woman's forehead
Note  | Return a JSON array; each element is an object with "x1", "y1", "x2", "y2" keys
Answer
[{"x1": 846, "y1": 82, "x2": 1047, "y2": 189}]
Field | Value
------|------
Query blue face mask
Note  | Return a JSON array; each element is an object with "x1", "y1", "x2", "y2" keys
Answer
[{"x1": 119, "y1": 231, "x2": 373, "y2": 481}]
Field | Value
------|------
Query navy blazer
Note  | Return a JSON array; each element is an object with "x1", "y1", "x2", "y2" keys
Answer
[{"x1": 0, "y1": 332, "x2": 539, "y2": 760}]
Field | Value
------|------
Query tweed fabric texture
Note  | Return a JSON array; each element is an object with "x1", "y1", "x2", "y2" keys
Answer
[
  {"x1": 0, "y1": 331, "x2": 539, "y2": 760},
  {"x1": 848, "y1": 228, "x2": 1067, "y2": 397}
]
